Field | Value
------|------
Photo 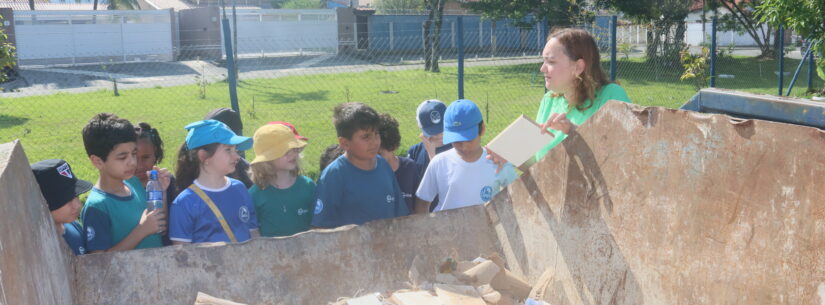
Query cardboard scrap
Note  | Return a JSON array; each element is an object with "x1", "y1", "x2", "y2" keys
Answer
[
  {"x1": 346, "y1": 293, "x2": 383, "y2": 305},
  {"x1": 194, "y1": 292, "x2": 247, "y2": 305},
  {"x1": 461, "y1": 260, "x2": 501, "y2": 286},
  {"x1": 390, "y1": 290, "x2": 442, "y2": 305},
  {"x1": 435, "y1": 284, "x2": 487, "y2": 305}
]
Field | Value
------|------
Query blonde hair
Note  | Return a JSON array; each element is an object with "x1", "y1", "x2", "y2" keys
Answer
[{"x1": 249, "y1": 160, "x2": 302, "y2": 190}]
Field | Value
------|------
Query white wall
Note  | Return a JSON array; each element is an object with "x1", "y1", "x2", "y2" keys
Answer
[
  {"x1": 13, "y1": 10, "x2": 173, "y2": 66},
  {"x1": 223, "y1": 9, "x2": 337, "y2": 55},
  {"x1": 685, "y1": 21, "x2": 767, "y2": 47}
]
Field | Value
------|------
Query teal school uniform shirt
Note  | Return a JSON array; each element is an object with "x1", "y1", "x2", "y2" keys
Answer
[
  {"x1": 311, "y1": 155, "x2": 408, "y2": 228},
  {"x1": 535, "y1": 83, "x2": 631, "y2": 160},
  {"x1": 249, "y1": 175, "x2": 316, "y2": 237},
  {"x1": 81, "y1": 182, "x2": 163, "y2": 251}
]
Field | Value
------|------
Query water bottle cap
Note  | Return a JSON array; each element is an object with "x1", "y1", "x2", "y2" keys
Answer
[{"x1": 149, "y1": 170, "x2": 158, "y2": 180}]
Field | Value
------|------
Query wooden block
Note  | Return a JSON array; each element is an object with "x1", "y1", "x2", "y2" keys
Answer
[
  {"x1": 461, "y1": 260, "x2": 501, "y2": 286},
  {"x1": 435, "y1": 284, "x2": 487, "y2": 305},
  {"x1": 390, "y1": 291, "x2": 442, "y2": 305},
  {"x1": 194, "y1": 292, "x2": 247, "y2": 305},
  {"x1": 481, "y1": 291, "x2": 502, "y2": 304},
  {"x1": 490, "y1": 270, "x2": 532, "y2": 300}
]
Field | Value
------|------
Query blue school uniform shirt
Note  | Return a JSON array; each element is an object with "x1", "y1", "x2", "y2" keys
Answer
[
  {"x1": 311, "y1": 155, "x2": 408, "y2": 228},
  {"x1": 82, "y1": 183, "x2": 163, "y2": 252},
  {"x1": 62, "y1": 221, "x2": 86, "y2": 255},
  {"x1": 169, "y1": 178, "x2": 258, "y2": 243},
  {"x1": 395, "y1": 156, "x2": 420, "y2": 214}
]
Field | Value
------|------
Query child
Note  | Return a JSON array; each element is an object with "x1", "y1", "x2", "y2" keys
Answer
[
  {"x1": 319, "y1": 144, "x2": 343, "y2": 173},
  {"x1": 32, "y1": 159, "x2": 93, "y2": 255},
  {"x1": 204, "y1": 108, "x2": 254, "y2": 188},
  {"x1": 248, "y1": 123, "x2": 316, "y2": 237},
  {"x1": 125, "y1": 122, "x2": 178, "y2": 245},
  {"x1": 406, "y1": 100, "x2": 452, "y2": 211},
  {"x1": 377, "y1": 113, "x2": 419, "y2": 214},
  {"x1": 311, "y1": 102, "x2": 409, "y2": 228},
  {"x1": 81, "y1": 113, "x2": 167, "y2": 253},
  {"x1": 415, "y1": 100, "x2": 518, "y2": 213},
  {"x1": 169, "y1": 119, "x2": 259, "y2": 244}
]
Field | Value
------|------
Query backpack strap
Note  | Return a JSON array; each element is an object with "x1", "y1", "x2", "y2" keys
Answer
[{"x1": 188, "y1": 184, "x2": 238, "y2": 243}]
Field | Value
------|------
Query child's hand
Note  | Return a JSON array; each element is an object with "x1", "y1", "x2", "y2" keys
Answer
[
  {"x1": 541, "y1": 112, "x2": 574, "y2": 135},
  {"x1": 153, "y1": 166, "x2": 172, "y2": 192},
  {"x1": 139, "y1": 208, "x2": 167, "y2": 236},
  {"x1": 485, "y1": 147, "x2": 507, "y2": 174},
  {"x1": 420, "y1": 133, "x2": 438, "y2": 159}
]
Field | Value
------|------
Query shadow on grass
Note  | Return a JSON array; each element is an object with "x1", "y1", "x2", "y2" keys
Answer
[
  {"x1": 0, "y1": 114, "x2": 29, "y2": 129},
  {"x1": 239, "y1": 81, "x2": 329, "y2": 104}
]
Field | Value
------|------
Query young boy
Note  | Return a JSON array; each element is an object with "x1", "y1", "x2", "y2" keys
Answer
[
  {"x1": 377, "y1": 113, "x2": 420, "y2": 213},
  {"x1": 32, "y1": 159, "x2": 94, "y2": 255},
  {"x1": 81, "y1": 113, "x2": 168, "y2": 253},
  {"x1": 311, "y1": 102, "x2": 409, "y2": 228},
  {"x1": 406, "y1": 99, "x2": 452, "y2": 211},
  {"x1": 415, "y1": 100, "x2": 518, "y2": 213}
]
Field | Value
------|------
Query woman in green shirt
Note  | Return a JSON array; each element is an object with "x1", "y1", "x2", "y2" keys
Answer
[{"x1": 489, "y1": 28, "x2": 631, "y2": 169}]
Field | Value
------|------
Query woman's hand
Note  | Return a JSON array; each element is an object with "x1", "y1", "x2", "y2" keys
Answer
[{"x1": 541, "y1": 112, "x2": 574, "y2": 135}]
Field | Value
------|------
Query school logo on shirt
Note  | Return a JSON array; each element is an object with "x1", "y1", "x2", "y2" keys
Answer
[
  {"x1": 56, "y1": 163, "x2": 73, "y2": 179},
  {"x1": 78, "y1": 246, "x2": 86, "y2": 255},
  {"x1": 86, "y1": 227, "x2": 95, "y2": 241},
  {"x1": 480, "y1": 186, "x2": 493, "y2": 201},
  {"x1": 297, "y1": 208, "x2": 309, "y2": 216},
  {"x1": 430, "y1": 110, "x2": 442, "y2": 124},
  {"x1": 386, "y1": 194, "x2": 395, "y2": 204},
  {"x1": 314, "y1": 199, "x2": 324, "y2": 215},
  {"x1": 239, "y1": 206, "x2": 250, "y2": 223}
]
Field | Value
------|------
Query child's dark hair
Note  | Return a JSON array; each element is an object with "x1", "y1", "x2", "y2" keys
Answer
[
  {"x1": 377, "y1": 113, "x2": 401, "y2": 152},
  {"x1": 82, "y1": 113, "x2": 136, "y2": 161},
  {"x1": 319, "y1": 144, "x2": 344, "y2": 173},
  {"x1": 333, "y1": 102, "x2": 380, "y2": 139},
  {"x1": 135, "y1": 122, "x2": 164, "y2": 163},
  {"x1": 175, "y1": 142, "x2": 219, "y2": 190}
]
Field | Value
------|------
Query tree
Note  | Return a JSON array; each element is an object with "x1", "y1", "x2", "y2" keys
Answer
[
  {"x1": 598, "y1": 0, "x2": 692, "y2": 65},
  {"x1": 757, "y1": 0, "x2": 825, "y2": 93},
  {"x1": 0, "y1": 16, "x2": 17, "y2": 83},
  {"x1": 465, "y1": 0, "x2": 593, "y2": 29},
  {"x1": 422, "y1": 0, "x2": 446, "y2": 72},
  {"x1": 716, "y1": 0, "x2": 775, "y2": 58}
]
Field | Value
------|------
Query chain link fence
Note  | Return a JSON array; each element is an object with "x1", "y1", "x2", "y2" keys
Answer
[{"x1": 0, "y1": 10, "x2": 822, "y2": 181}]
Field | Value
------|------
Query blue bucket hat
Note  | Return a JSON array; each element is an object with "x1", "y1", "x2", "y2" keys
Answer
[
  {"x1": 443, "y1": 99, "x2": 483, "y2": 145},
  {"x1": 184, "y1": 119, "x2": 253, "y2": 151}
]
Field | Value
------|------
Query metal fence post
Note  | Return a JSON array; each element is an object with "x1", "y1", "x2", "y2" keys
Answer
[
  {"x1": 710, "y1": 16, "x2": 717, "y2": 88},
  {"x1": 787, "y1": 39, "x2": 814, "y2": 96},
  {"x1": 610, "y1": 15, "x2": 617, "y2": 82},
  {"x1": 222, "y1": 17, "x2": 240, "y2": 115},
  {"x1": 389, "y1": 22, "x2": 394, "y2": 50},
  {"x1": 778, "y1": 26, "x2": 784, "y2": 96},
  {"x1": 457, "y1": 16, "x2": 464, "y2": 100}
]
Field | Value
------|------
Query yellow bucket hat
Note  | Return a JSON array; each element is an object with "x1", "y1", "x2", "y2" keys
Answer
[{"x1": 251, "y1": 123, "x2": 307, "y2": 164}]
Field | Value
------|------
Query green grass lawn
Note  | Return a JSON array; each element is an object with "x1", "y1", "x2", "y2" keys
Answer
[{"x1": 1, "y1": 56, "x2": 822, "y2": 182}]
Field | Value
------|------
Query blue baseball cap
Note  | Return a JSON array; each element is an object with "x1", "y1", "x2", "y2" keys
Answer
[
  {"x1": 184, "y1": 119, "x2": 253, "y2": 151},
  {"x1": 417, "y1": 99, "x2": 447, "y2": 137},
  {"x1": 443, "y1": 99, "x2": 483, "y2": 145}
]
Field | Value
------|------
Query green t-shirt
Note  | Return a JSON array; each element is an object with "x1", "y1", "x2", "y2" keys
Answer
[
  {"x1": 248, "y1": 175, "x2": 316, "y2": 237},
  {"x1": 535, "y1": 83, "x2": 631, "y2": 160},
  {"x1": 82, "y1": 182, "x2": 163, "y2": 251}
]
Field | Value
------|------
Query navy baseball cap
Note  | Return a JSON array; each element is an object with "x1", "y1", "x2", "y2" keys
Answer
[
  {"x1": 443, "y1": 99, "x2": 483, "y2": 145},
  {"x1": 184, "y1": 119, "x2": 253, "y2": 151},
  {"x1": 416, "y1": 99, "x2": 447, "y2": 137},
  {"x1": 32, "y1": 159, "x2": 93, "y2": 211}
]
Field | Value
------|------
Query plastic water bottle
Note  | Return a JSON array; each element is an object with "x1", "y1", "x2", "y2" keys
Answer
[{"x1": 146, "y1": 170, "x2": 163, "y2": 211}]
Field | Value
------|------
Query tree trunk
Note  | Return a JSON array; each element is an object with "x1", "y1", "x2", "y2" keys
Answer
[
  {"x1": 28, "y1": 0, "x2": 34, "y2": 10},
  {"x1": 429, "y1": 0, "x2": 445, "y2": 72},
  {"x1": 423, "y1": 7, "x2": 434, "y2": 71}
]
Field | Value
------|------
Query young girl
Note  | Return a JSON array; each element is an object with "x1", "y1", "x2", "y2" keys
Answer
[
  {"x1": 248, "y1": 122, "x2": 316, "y2": 237},
  {"x1": 126, "y1": 122, "x2": 178, "y2": 245},
  {"x1": 169, "y1": 119, "x2": 259, "y2": 244}
]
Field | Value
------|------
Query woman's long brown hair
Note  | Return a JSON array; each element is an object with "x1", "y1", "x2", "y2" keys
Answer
[{"x1": 548, "y1": 28, "x2": 611, "y2": 111}]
